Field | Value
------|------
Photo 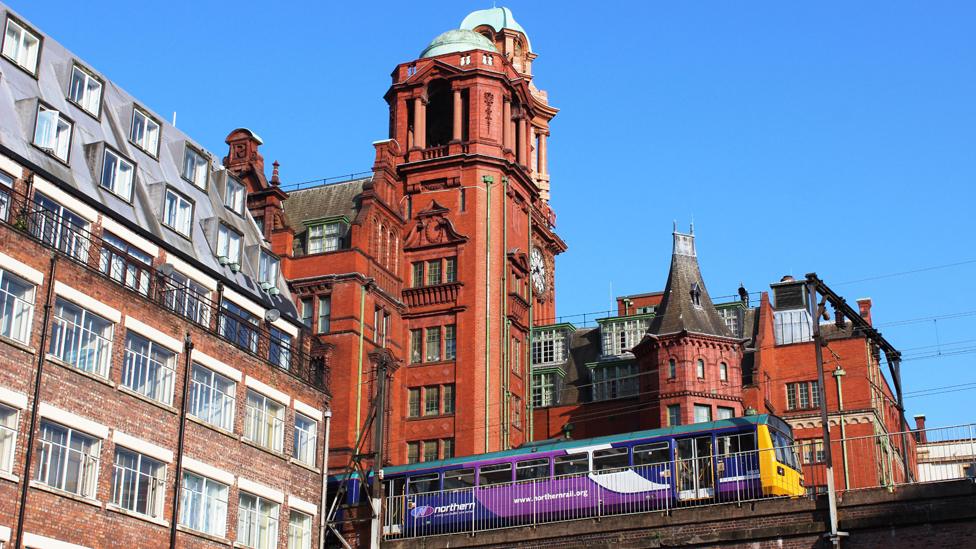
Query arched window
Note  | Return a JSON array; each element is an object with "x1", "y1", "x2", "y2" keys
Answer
[
  {"x1": 720, "y1": 362, "x2": 728, "y2": 382},
  {"x1": 696, "y1": 359, "x2": 705, "y2": 379},
  {"x1": 426, "y1": 79, "x2": 453, "y2": 147},
  {"x1": 668, "y1": 358, "x2": 676, "y2": 379}
]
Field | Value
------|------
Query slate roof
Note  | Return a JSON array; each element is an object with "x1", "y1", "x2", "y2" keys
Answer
[
  {"x1": 648, "y1": 230, "x2": 735, "y2": 339},
  {"x1": 0, "y1": 2, "x2": 299, "y2": 321},
  {"x1": 283, "y1": 177, "x2": 368, "y2": 234}
]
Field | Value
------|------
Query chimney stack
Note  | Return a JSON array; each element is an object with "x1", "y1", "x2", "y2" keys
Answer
[
  {"x1": 857, "y1": 297, "x2": 873, "y2": 326},
  {"x1": 913, "y1": 414, "x2": 927, "y2": 443}
]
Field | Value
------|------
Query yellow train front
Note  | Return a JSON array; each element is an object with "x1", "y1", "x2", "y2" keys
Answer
[{"x1": 754, "y1": 417, "x2": 805, "y2": 497}]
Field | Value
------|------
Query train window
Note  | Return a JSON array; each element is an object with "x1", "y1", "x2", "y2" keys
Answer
[
  {"x1": 443, "y1": 468, "x2": 475, "y2": 490},
  {"x1": 771, "y1": 430, "x2": 799, "y2": 470},
  {"x1": 633, "y1": 442, "x2": 669, "y2": 466},
  {"x1": 554, "y1": 454, "x2": 589, "y2": 477},
  {"x1": 407, "y1": 473, "x2": 440, "y2": 494},
  {"x1": 515, "y1": 458, "x2": 550, "y2": 481},
  {"x1": 718, "y1": 432, "x2": 757, "y2": 456},
  {"x1": 479, "y1": 463, "x2": 513, "y2": 486},
  {"x1": 593, "y1": 447, "x2": 629, "y2": 472}
]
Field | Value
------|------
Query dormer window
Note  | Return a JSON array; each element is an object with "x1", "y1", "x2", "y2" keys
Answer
[
  {"x1": 162, "y1": 188, "x2": 193, "y2": 237},
  {"x1": 258, "y1": 251, "x2": 279, "y2": 290},
  {"x1": 100, "y1": 148, "x2": 134, "y2": 201},
  {"x1": 307, "y1": 221, "x2": 342, "y2": 254},
  {"x1": 2, "y1": 17, "x2": 40, "y2": 76},
  {"x1": 181, "y1": 145, "x2": 209, "y2": 189},
  {"x1": 33, "y1": 105, "x2": 72, "y2": 162},
  {"x1": 223, "y1": 176, "x2": 245, "y2": 215},
  {"x1": 67, "y1": 64, "x2": 103, "y2": 117},
  {"x1": 690, "y1": 282, "x2": 702, "y2": 307},
  {"x1": 216, "y1": 224, "x2": 242, "y2": 266},
  {"x1": 129, "y1": 107, "x2": 160, "y2": 157}
]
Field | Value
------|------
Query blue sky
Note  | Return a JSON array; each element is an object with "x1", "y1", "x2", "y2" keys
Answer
[{"x1": 15, "y1": 1, "x2": 976, "y2": 428}]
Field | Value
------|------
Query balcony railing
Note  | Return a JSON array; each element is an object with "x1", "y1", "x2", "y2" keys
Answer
[
  {"x1": 403, "y1": 282, "x2": 461, "y2": 308},
  {"x1": 1, "y1": 188, "x2": 329, "y2": 393}
]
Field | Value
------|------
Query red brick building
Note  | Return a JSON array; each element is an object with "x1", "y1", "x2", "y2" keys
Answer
[
  {"x1": 531, "y1": 227, "x2": 912, "y2": 492},
  {"x1": 258, "y1": 7, "x2": 566, "y2": 469},
  {"x1": 0, "y1": 4, "x2": 330, "y2": 548}
]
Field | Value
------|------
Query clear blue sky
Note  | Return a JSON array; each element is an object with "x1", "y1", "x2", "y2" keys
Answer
[{"x1": 15, "y1": 1, "x2": 976, "y2": 429}]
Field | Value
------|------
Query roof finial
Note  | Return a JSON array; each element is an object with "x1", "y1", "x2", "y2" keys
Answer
[
  {"x1": 672, "y1": 220, "x2": 677, "y2": 233},
  {"x1": 271, "y1": 160, "x2": 280, "y2": 186},
  {"x1": 690, "y1": 215, "x2": 694, "y2": 235}
]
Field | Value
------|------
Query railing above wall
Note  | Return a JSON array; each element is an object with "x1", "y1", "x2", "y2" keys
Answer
[{"x1": 1, "y1": 188, "x2": 330, "y2": 394}]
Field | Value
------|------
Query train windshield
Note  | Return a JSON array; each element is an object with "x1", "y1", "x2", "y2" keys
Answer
[
  {"x1": 717, "y1": 432, "x2": 757, "y2": 456},
  {"x1": 770, "y1": 429, "x2": 800, "y2": 471}
]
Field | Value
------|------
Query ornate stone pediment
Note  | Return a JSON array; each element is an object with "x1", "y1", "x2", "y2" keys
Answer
[{"x1": 404, "y1": 200, "x2": 468, "y2": 250}]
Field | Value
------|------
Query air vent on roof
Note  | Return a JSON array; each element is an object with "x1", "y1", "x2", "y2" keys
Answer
[{"x1": 773, "y1": 281, "x2": 806, "y2": 311}]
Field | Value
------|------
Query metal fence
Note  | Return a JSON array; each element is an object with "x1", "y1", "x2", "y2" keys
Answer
[
  {"x1": 0, "y1": 187, "x2": 329, "y2": 392},
  {"x1": 382, "y1": 424, "x2": 976, "y2": 540}
]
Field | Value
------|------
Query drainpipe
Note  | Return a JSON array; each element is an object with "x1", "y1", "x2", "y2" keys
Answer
[
  {"x1": 14, "y1": 252, "x2": 57, "y2": 549},
  {"x1": 483, "y1": 175, "x2": 493, "y2": 453},
  {"x1": 833, "y1": 366, "x2": 850, "y2": 490},
  {"x1": 169, "y1": 332, "x2": 194, "y2": 549},
  {"x1": 526, "y1": 209, "x2": 534, "y2": 441},
  {"x1": 501, "y1": 177, "x2": 509, "y2": 449},
  {"x1": 318, "y1": 408, "x2": 332, "y2": 549},
  {"x1": 355, "y1": 284, "x2": 366, "y2": 441}
]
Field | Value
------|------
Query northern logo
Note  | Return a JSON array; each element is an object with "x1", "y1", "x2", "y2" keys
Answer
[{"x1": 411, "y1": 505, "x2": 435, "y2": 518}]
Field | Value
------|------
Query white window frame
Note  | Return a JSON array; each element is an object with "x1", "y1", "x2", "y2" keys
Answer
[
  {"x1": 33, "y1": 105, "x2": 72, "y2": 162},
  {"x1": 0, "y1": 170, "x2": 12, "y2": 222},
  {"x1": 238, "y1": 492, "x2": 280, "y2": 549},
  {"x1": 307, "y1": 221, "x2": 341, "y2": 254},
  {"x1": 179, "y1": 471, "x2": 228, "y2": 537},
  {"x1": 600, "y1": 317, "x2": 650, "y2": 356},
  {"x1": 181, "y1": 145, "x2": 209, "y2": 189},
  {"x1": 216, "y1": 224, "x2": 242, "y2": 265},
  {"x1": 258, "y1": 251, "x2": 279, "y2": 288},
  {"x1": 0, "y1": 403, "x2": 18, "y2": 474},
  {"x1": 287, "y1": 510, "x2": 313, "y2": 549},
  {"x1": 244, "y1": 390, "x2": 285, "y2": 453},
  {"x1": 0, "y1": 268, "x2": 36, "y2": 345},
  {"x1": 269, "y1": 326, "x2": 291, "y2": 370},
  {"x1": 532, "y1": 328, "x2": 566, "y2": 365},
  {"x1": 67, "y1": 63, "x2": 103, "y2": 117},
  {"x1": 121, "y1": 331, "x2": 176, "y2": 406},
  {"x1": 163, "y1": 188, "x2": 193, "y2": 237},
  {"x1": 163, "y1": 271, "x2": 211, "y2": 326},
  {"x1": 34, "y1": 420, "x2": 100, "y2": 498},
  {"x1": 293, "y1": 413, "x2": 317, "y2": 466},
  {"x1": 188, "y1": 363, "x2": 236, "y2": 432},
  {"x1": 694, "y1": 404, "x2": 712, "y2": 424},
  {"x1": 32, "y1": 193, "x2": 88, "y2": 262},
  {"x1": 531, "y1": 372, "x2": 555, "y2": 408},
  {"x1": 100, "y1": 148, "x2": 135, "y2": 201},
  {"x1": 316, "y1": 296, "x2": 330, "y2": 334},
  {"x1": 224, "y1": 177, "x2": 246, "y2": 215},
  {"x1": 48, "y1": 297, "x2": 114, "y2": 378},
  {"x1": 2, "y1": 17, "x2": 40, "y2": 75},
  {"x1": 111, "y1": 447, "x2": 166, "y2": 518},
  {"x1": 129, "y1": 107, "x2": 160, "y2": 157}
]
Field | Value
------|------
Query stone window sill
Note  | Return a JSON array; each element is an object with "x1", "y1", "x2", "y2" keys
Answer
[
  {"x1": 0, "y1": 334, "x2": 35, "y2": 354},
  {"x1": 242, "y1": 437, "x2": 288, "y2": 461},
  {"x1": 187, "y1": 414, "x2": 240, "y2": 441},
  {"x1": 290, "y1": 457, "x2": 320, "y2": 474},
  {"x1": 29, "y1": 480, "x2": 102, "y2": 508},
  {"x1": 0, "y1": 470, "x2": 19, "y2": 484},
  {"x1": 106, "y1": 503, "x2": 170, "y2": 528},
  {"x1": 117, "y1": 385, "x2": 178, "y2": 414},
  {"x1": 177, "y1": 525, "x2": 232, "y2": 546},
  {"x1": 46, "y1": 354, "x2": 116, "y2": 389}
]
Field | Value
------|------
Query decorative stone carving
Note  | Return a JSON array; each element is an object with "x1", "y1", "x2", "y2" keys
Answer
[{"x1": 404, "y1": 200, "x2": 468, "y2": 250}]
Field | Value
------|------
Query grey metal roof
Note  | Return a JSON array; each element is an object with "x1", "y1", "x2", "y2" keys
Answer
[
  {"x1": 648, "y1": 231, "x2": 735, "y2": 339},
  {"x1": 0, "y1": 2, "x2": 299, "y2": 322}
]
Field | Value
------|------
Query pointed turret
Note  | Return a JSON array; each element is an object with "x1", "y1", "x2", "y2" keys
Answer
[{"x1": 649, "y1": 226, "x2": 733, "y2": 338}]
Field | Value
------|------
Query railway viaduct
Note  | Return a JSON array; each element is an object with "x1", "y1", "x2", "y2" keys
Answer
[{"x1": 383, "y1": 479, "x2": 976, "y2": 548}]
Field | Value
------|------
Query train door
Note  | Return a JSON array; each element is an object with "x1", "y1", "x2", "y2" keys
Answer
[
  {"x1": 676, "y1": 436, "x2": 715, "y2": 500},
  {"x1": 383, "y1": 477, "x2": 406, "y2": 536}
]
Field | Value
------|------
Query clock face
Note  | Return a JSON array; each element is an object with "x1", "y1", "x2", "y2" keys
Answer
[{"x1": 530, "y1": 247, "x2": 547, "y2": 294}]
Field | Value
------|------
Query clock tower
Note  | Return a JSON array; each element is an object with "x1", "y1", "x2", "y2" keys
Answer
[{"x1": 378, "y1": 7, "x2": 566, "y2": 459}]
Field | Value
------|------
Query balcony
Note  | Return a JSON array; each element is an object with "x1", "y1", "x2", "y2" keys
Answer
[
  {"x1": 2, "y1": 188, "x2": 330, "y2": 394},
  {"x1": 403, "y1": 282, "x2": 461, "y2": 308}
]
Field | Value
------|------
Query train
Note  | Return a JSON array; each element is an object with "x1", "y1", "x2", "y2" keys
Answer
[{"x1": 334, "y1": 414, "x2": 804, "y2": 538}]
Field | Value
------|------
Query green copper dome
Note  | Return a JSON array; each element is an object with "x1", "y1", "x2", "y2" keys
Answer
[
  {"x1": 420, "y1": 29, "x2": 498, "y2": 59},
  {"x1": 459, "y1": 7, "x2": 531, "y2": 51}
]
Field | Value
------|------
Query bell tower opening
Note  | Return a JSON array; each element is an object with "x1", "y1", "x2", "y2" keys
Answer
[{"x1": 426, "y1": 79, "x2": 453, "y2": 147}]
